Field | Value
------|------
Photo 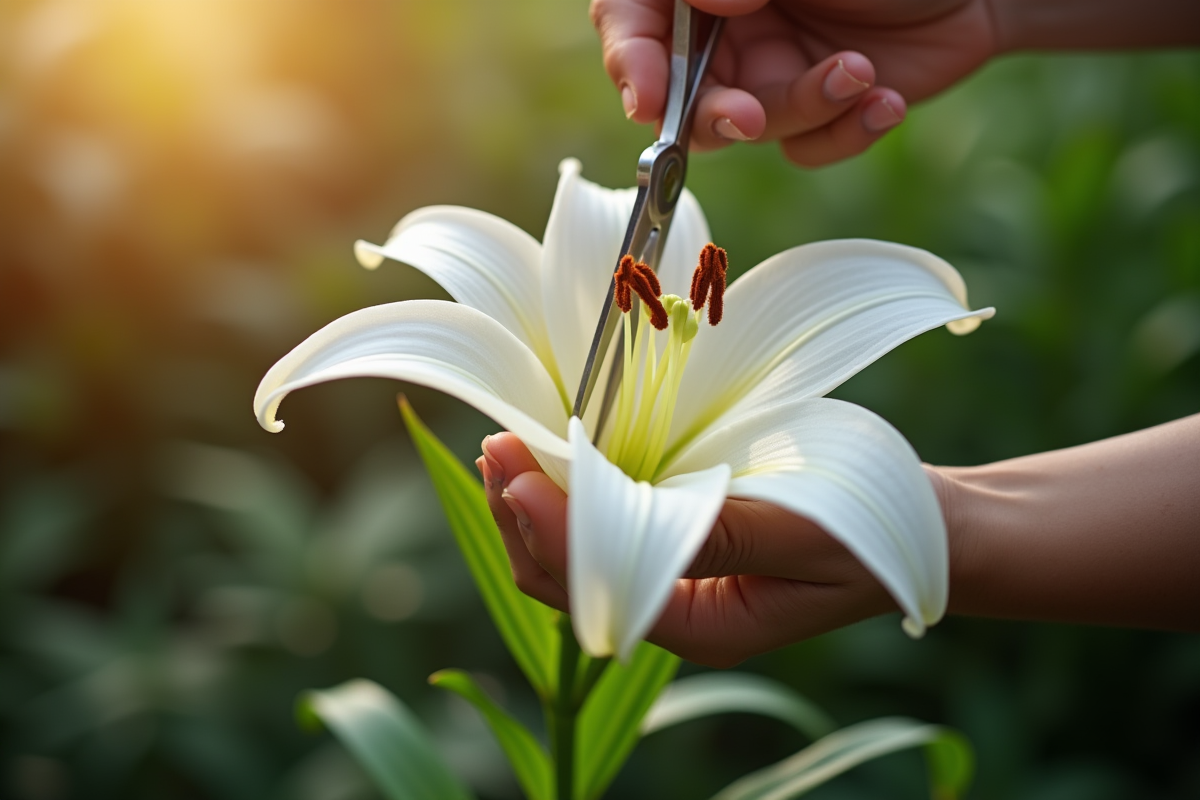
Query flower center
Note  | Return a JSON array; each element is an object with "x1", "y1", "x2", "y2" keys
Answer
[{"x1": 605, "y1": 244, "x2": 726, "y2": 481}]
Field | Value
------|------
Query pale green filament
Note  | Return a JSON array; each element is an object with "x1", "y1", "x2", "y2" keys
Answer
[{"x1": 605, "y1": 294, "x2": 700, "y2": 481}]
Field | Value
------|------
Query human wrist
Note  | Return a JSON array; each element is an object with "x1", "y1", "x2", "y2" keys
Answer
[{"x1": 923, "y1": 463, "x2": 1001, "y2": 618}]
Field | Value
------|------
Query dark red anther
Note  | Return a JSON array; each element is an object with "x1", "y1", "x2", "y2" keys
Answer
[
  {"x1": 632, "y1": 268, "x2": 668, "y2": 329},
  {"x1": 613, "y1": 256, "x2": 668, "y2": 329},
  {"x1": 640, "y1": 263, "x2": 662, "y2": 298},
  {"x1": 689, "y1": 259, "x2": 708, "y2": 312},
  {"x1": 689, "y1": 243, "x2": 728, "y2": 325},
  {"x1": 614, "y1": 254, "x2": 636, "y2": 313}
]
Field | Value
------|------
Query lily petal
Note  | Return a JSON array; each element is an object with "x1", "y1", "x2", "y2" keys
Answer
[
  {"x1": 542, "y1": 159, "x2": 638, "y2": 394},
  {"x1": 254, "y1": 300, "x2": 571, "y2": 482},
  {"x1": 668, "y1": 239, "x2": 994, "y2": 455},
  {"x1": 654, "y1": 188, "x2": 713, "y2": 299},
  {"x1": 540, "y1": 159, "x2": 711, "y2": 394},
  {"x1": 662, "y1": 397, "x2": 946, "y2": 636},
  {"x1": 567, "y1": 417, "x2": 730, "y2": 661},
  {"x1": 353, "y1": 206, "x2": 563, "y2": 395}
]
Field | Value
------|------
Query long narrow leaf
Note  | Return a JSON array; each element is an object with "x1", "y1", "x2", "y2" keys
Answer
[
  {"x1": 577, "y1": 641, "x2": 680, "y2": 800},
  {"x1": 429, "y1": 669, "x2": 553, "y2": 800},
  {"x1": 924, "y1": 727, "x2": 974, "y2": 798},
  {"x1": 641, "y1": 673, "x2": 835, "y2": 741},
  {"x1": 711, "y1": 717, "x2": 974, "y2": 800},
  {"x1": 401, "y1": 399, "x2": 558, "y2": 698},
  {"x1": 297, "y1": 679, "x2": 473, "y2": 800}
]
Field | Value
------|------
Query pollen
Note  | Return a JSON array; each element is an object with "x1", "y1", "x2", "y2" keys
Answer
[
  {"x1": 614, "y1": 254, "x2": 636, "y2": 313},
  {"x1": 689, "y1": 243, "x2": 727, "y2": 325},
  {"x1": 613, "y1": 255, "x2": 668, "y2": 329}
]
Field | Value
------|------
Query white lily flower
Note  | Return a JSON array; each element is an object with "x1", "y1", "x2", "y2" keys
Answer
[{"x1": 255, "y1": 158, "x2": 994, "y2": 661}]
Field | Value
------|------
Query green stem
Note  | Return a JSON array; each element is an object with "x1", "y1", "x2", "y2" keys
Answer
[
  {"x1": 553, "y1": 614, "x2": 581, "y2": 800},
  {"x1": 573, "y1": 655, "x2": 612, "y2": 708}
]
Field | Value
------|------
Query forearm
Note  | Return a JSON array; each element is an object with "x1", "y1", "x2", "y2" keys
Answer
[
  {"x1": 990, "y1": 0, "x2": 1200, "y2": 52},
  {"x1": 933, "y1": 413, "x2": 1200, "y2": 629}
]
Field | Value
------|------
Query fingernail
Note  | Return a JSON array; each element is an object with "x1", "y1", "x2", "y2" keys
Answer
[
  {"x1": 481, "y1": 435, "x2": 505, "y2": 489},
  {"x1": 476, "y1": 455, "x2": 493, "y2": 489},
  {"x1": 620, "y1": 83, "x2": 637, "y2": 119},
  {"x1": 501, "y1": 490, "x2": 532, "y2": 537},
  {"x1": 862, "y1": 97, "x2": 903, "y2": 133},
  {"x1": 713, "y1": 117, "x2": 751, "y2": 141},
  {"x1": 823, "y1": 58, "x2": 870, "y2": 101}
]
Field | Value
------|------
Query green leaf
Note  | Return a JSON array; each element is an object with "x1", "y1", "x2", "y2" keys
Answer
[
  {"x1": 401, "y1": 399, "x2": 559, "y2": 698},
  {"x1": 710, "y1": 717, "x2": 974, "y2": 800},
  {"x1": 577, "y1": 641, "x2": 680, "y2": 800},
  {"x1": 924, "y1": 728, "x2": 974, "y2": 800},
  {"x1": 641, "y1": 672, "x2": 836, "y2": 742},
  {"x1": 297, "y1": 679, "x2": 473, "y2": 800},
  {"x1": 429, "y1": 669, "x2": 553, "y2": 800}
]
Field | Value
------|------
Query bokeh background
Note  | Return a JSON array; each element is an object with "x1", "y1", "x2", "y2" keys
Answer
[{"x1": 1, "y1": 1, "x2": 1198, "y2": 798}]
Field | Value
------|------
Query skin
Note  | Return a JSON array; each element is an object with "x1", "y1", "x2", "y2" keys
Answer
[
  {"x1": 476, "y1": 0, "x2": 1200, "y2": 667},
  {"x1": 593, "y1": 0, "x2": 1200, "y2": 166},
  {"x1": 479, "y1": 414, "x2": 1200, "y2": 669}
]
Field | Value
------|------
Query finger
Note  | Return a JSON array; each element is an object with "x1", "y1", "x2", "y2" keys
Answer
[
  {"x1": 481, "y1": 431, "x2": 543, "y2": 488},
  {"x1": 591, "y1": 0, "x2": 771, "y2": 125},
  {"x1": 690, "y1": 85, "x2": 767, "y2": 150},
  {"x1": 483, "y1": 433, "x2": 570, "y2": 594},
  {"x1": 591, "y1": 0, "x2": 670, "y2": 123},
  {"x1": 502, "y1": 470, "x2": 570, "y2": 588},
  {"x1": 480, "y1": 440, "x2": 569, "y2": 611},
  {"x1": 755, "y1": 51, "x2": 876, "y2": 142},
  {"x1": 780, "y1": 87, "x2": 906, "y2": 168},
  {"x1": 648, "y1": 573, "x2": 892, "y2": 668},
  {"x1": 684, "y1": 498, "x2": 867, "y2": 582}
]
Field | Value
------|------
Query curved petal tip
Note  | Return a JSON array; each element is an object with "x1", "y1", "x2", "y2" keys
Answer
[
  {"x1": 557, "y1": 157, "x2": 582, "y2": 178},
  {"x1": 254, "y1": 391, "x2": 286, "y2": 433},
  {"x1": 947, "y1": 306, "x2": 996, "y2": 336},
  {"x1": 901, "y1": 616, "x2": 927, "y2": 639},
  {"x1": 354, "y1": 239, "x2": 385, "y2": 270}
]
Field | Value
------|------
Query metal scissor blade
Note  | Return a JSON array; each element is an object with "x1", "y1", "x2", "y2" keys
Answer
[
  {"x1": 571, "y1": 1, "x2": 723, "y2": 433},
  {"x1": 572, "y1": 185, "x2": 649, "y2": 420}
]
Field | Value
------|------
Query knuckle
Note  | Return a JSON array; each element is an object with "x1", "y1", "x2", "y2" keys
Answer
[
  {"x1": 601, "y1": 36, "x2": 637, "y2": 79},
  {"x1": 588, "y1": 0, "x2": 610, "y2": 29}
]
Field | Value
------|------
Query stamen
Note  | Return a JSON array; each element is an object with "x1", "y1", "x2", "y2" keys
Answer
[
  {"x1": 638, "y1": 261, "x2": 662, "y2": 298},
  {"x1": 631, "y1": 266, "x2": 668, "y2": 330},
  {"x1": 688, "y1": 243, "x2": 727, "y2": 325},
  {"x1": 606, "y1": 256, "x2": 713, "y2": 480},
  {"x1": 614, "y1": 254, "x2": 636, "y2": 313},
  {"x1": 707, "y1": 249, "x2": 725, "y2": 326},
  {"x1": 689, "y1": 247, "x2": 711, "y2": 311},
  {"x1": 613, "y1": 256, "x2": 666, "y2": 328}
]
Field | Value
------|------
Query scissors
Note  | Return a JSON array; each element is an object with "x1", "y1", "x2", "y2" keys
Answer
[{"x1": 572, "y1": 0, "x2": 724, "y2": 438}]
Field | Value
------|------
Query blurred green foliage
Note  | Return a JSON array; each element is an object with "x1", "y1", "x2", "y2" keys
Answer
[{"x1": 0, "y1": 0, "x2": 1197, "y2": 798}]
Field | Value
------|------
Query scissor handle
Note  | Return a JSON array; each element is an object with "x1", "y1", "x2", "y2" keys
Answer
[
  {"x1": 637, "y1": 4, "x2": 723, "y2": 241},
  {"x1": 661, "y1": 2, "x2": 720, "y2": 154}
]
